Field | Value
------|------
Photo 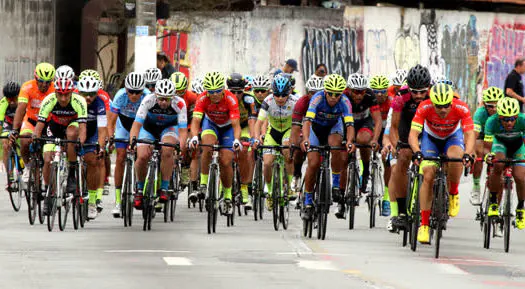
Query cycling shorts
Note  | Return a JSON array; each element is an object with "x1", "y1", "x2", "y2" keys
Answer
[
  {"x1": 308, "y1": 119, "x2": 344, "y2": 147},
  {"x1": 138, "y1": 125, "x2": 179, "y2": 145},
  {"x1": 21, "y1": 116, "x2": 38, "y2": 135},
  {"x1": 477, "y1": 131, "x2": 484, "y2": 140},
  {"x1": 492, "y1": 138, "x2": 525, "y2": 167},
  {"x1": 43, "y1": 121, "x2": 79, "y2": 153},
  {"x1": 84, "y1": 133, "x2": 99, "y2": 154},
  {"x1": 115, "y1": 118, "x2": 130, "y2": 149},
  {"x1": 420, "y1": 129, "x2": 464, "y2": 168},
  {"x1": 201, "y1": 117, "x2": 234, "y2": 149},
  {"x1": 263, "y1": 127, "x2": 291, "y2": 155},
  {"x1": 354, "y1": 117, "x2": 374, "y2": 137}
]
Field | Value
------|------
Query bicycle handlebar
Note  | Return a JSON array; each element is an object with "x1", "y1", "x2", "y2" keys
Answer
[{"x1": 135, "y1": 138, "x2": 180, "y2": 150}]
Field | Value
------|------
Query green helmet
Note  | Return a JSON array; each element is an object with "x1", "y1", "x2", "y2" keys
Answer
[
  {"x1": 34, "y1": 63, "x2": 56, "y2": 81},
  {"x1": 79, "y1": 69, "x2": 101, "y2": 80},
  {"x1": 497, "y1": 97, "x2": 520, "y2": 117},
  {"x1": 323, "y1": 74, "x2": 346, "y2": 93},
  {"x1": 170, "y1": 72, "x2": 188, "y2": 91},
  {"x1": 203, "y1": 71, "x2": 225, "y2": 91},
  {"x1": 482, "y1": 86, "x2": 504, "y2": 103},
  {"x1": 429, "y1": 83, "x2": 453, "y2": 105},
  {"x1": 369, "y1": 75, "x2": 389, "y2": 90}
]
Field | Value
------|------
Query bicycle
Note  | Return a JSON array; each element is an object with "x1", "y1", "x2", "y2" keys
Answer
[
  {"x1": 367, "y1": 148, "x2": 384, "y2": 228},
  {"x1": 71, "y1": 142, "x2": 93, "y2": 230},
  {"x1": 185, "y1": 148, "x2": 203, "y2": 212},
  {"x1": 257, "y1": 145, "x2": 291, "y2": 231},
  {"x1": 112, "y1": 138, "x2": 136, "y2": 227},
  {"x1": 25, "y1": 137, "x2": 45, "y2": 225},
  {"x1": 164, "y1": 147, "x2": 182, "y2": 223},
  {"x1": 345, "y1": 144, "x2": 370, "y2": 230},
  {"x1": 406, "y1": 163, "x2": 422, "y2": 251},
  {"x1": 0, "y1": 135, "x2": 26, "y2": 212},
  {"x1": 252, "y1": 146, "x2": 265, "y2": 221}
]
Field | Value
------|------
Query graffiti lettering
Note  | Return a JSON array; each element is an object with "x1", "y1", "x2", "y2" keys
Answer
[
  {"x1": 394, "y1": 24, "x2": 420, "y2": 70},
  {"x1": 365, "y1": 29, "x2": 388, "y2": 75}
]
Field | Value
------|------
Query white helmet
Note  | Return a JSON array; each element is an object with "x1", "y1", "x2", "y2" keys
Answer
[
  {"x1": 144, "y1": 68, "x2": 162, "y2": 84},
  {"x1": 78, "y1": 76, "x2": 99, "y2": 93},
  {"x1": 55, "y1": 65, "x2": 75, "y2": 80},
  {"x1": 306, "y1": 75, "x2": 324, "y2": 92},
  {"x1": 155, "y1": 79, "x2": 176, "y2": 97},
  {"x1": 252, "y1": 74, "x2": 271, "y2": 89},
  {"x1": 125, "y1": 72, "x2": 146, "y2": 90},
  {"x1": 390, "y1": 69, "x2": 407, "y2": 86},
  {"x1": 191, "y1": 78, "x2": 204, "y2": 95},
  {"x1": 347, "y1": 73, "x2": 369, "y2": 89}
]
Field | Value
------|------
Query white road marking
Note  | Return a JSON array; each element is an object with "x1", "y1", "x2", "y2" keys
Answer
[
  {"x1": 297, "y1": 260, "x2": 337, "y2": 271},
  {"x1": 437, "y1": 263, "x2": 468, "y2": 275},
  {"x1": 105, "y1": 250, "x2": 191, "y2": 253},
  {"x1": 163, "y1": 257, "x2": 193, "y2": 266}
]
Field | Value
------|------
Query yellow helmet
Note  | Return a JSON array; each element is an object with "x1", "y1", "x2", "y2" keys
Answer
[
  {"x1": 203, "y1": 71, "x2": 225, "y2": 91},
  {"x1": 369, "y1": 75, "x2": 389, "y2": 90},
  {"x1": 482, "y1": 86, "x2": 504, "y2": 103},
  {"x1": 170, "y1": 72, "x2": 188, "y2": 91},
  {"x1": 323, "y1": 74, "x2": 346, "y2": 93},
  {"x1": 497, "y1": 97, "x2": 520, "y2": 117},
  {"x1": 34, "y1": 63, "x2": 56, "y2": 81},
  {"x1": 429, "y1": 83, "x2": 454, "y2": 105}
]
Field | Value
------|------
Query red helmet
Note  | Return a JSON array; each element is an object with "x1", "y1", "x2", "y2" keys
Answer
[{"x1": 54, "y1": 78, "x2": 75, "y2": 94}]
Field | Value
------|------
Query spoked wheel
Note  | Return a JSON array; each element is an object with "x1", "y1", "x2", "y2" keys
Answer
[
  {"x1": 126, "y1": 191, "x2": 133, "y2": 227},
  {"x1": 272, "y1": 166, "x2": 280, "y2": 231},
  {"x1": 347, "y1": 167, "x2": 358, "y2": 230},
  {"x1": 143, "y1": 199, "x2": 153, "y2": 231},
  {"x1": 79, "y1": 197, "x2": 88, "y2": 228},
  {"x1": 7, "y1": 151, "x2": 22, "y2": 212},
  {"x1": 58, "y1": 196, "x2": 71, "y2": 231},
  {"x1": 38, "y1": 199, "x2": 45, "y2": 224},
  {"x1": 122, "y1": 165, "x2": 131, "y2": 227},
  {"x1": 259, "y1": 195, "x2": 264, "y2": 220},
  {"x1": 253, "y1": 193, "x2": 259, "y2": 221},
  {"x1": 303, "y1": 215, "x2": 313, "y2": 238},
  {"x1": 46, "y1": 195, "x2": 57, "y2": 232},
  {"x1": 434, "y1": 223, "x2": 443, "y2": 259},
  {"x1": 409, "y1": 174, "x2": 421, "y2": 252},
  {"x1": 163, "y1": 201, "x2": 169, "y2": 223},
  {"x1": 483, "y1": 216, "x2": 492, "y2": 249},
  {"x1": 27, "y1": 190, "x2": 38, "y2": 225},
  {"x1": 72, "y1": 197, "x2": 80, "y2": 230},
  {"x1": 170, "y1": 196, "x2": 176, "y2": 222},
  {"x1": 402, "y1": 226, "x2": 409, "y2": 247},
  {"x1": 207, "y1": 168, "x2": 218, "y2": 234},
  {"x1": 281, "y1": 200, "x2": 289, "y2": 230}
]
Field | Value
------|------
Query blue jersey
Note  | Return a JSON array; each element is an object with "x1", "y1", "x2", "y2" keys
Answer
[
  {"x1": 110, "y1": 88, "x2": 150, "y2": 130},
  {"x1": 87, "y1": 96, "x2": 107, "y2": 139},
  {"x1": 305, "y1": 91, "x2": 354, "y2": 127},
  {"x1": 135, "y1": 94, "x2": 188, "y2": 131}
]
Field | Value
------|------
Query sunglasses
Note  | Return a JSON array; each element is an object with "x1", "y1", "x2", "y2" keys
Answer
[
  {"x1": 274, "y1": 93, "x2": 288, "y2": 98},
  {"x1": 230, "y1": 90, "x2": 244, "y2": 94},
  {"x1": 208, "y1": 88, "x2": 224, "y2": 95},
  {"x1": 127, "y1": 89, "x2": 143, "y2": 95},
  {"x1": 146, "y1": 83, "x2": 156, "y2": 89},
  {"x1": 352, "y1": 89, "x2": 366, "y2": 95},
  {"x1": 81, "y1": 92, "x2": 97, "y2": 97},
  {"x1": 500, "y1": 116, "x2": 518, "y2": 123},
  {"x1": 157, "y1": 96, "x2": 172, "y2": 102},
  {"x1": 434, "y1": 103, "x2": 451, "y2": 109},
  {"x1": 326, "y1": 91, "x2": 342, "y2": 98},
  {"x1": 485, "y1": 104, "x2": 496, "y2": 109},
  {"x1": 254, "y1": 89, "x2": 268, "y2": 93},
  {"x1": 373, "y1": 89, "x2": 387, "y2": 94},
  {"x1": 36, "y1": 78, "x2": 51, "y2": 84},
  {"x1": 410, "y1": 88, "x2": 428, "y2": 94}
]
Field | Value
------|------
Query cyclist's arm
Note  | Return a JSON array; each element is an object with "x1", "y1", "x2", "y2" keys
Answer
[
  {"x1": 370, "y1": 109, "x2": 382, "y2": 143},
  {"x1": 13, "y1": 102, "x2": 27, "y2": 132},
  {"x1": 190, "y1": 116, "x2": 201, "y2": 138},
  {"x1": 248, "y1": 118, "x2": 256, "y2": 139},
  {"x1": 107, "y1": 111, "x2": 118, "y2": 137},
  {"x1": 34, "y1": 122, "x2": 45, "y2": 138},
  {"x1": 291, "y1": 124, "x2": 301, "y2": 147},
  {"x1": 390, "y1": 111, "x2": 401, "y2": 147},
  {"x1": 129, "y1": 121, "x2": 142, "y2": 142},
  {"x1": 483, "y1": 118, "x2": 494, "y2": 152},
  {"x1": 179, "y1": 127, "x2": 188, "y2": 151},
  {"x1": 408, "y1": 128, "x2": 421, "y2": 153},
  {"x1": 302, "y1": 120, "x2": 311, "y2": 143},
  {"x1": 232, "y1": 118, "x2": 241, "y2": 140},
  {"x1": 346, "y1": 125, "x2": 355, "y2": 144},
  {"x1": 464, "y1": 130, "x2": 475, "y2": 155},
  {"x1": 78, "y1": 123, "x2": 87, "y2": 144},
  {"x1": 72, "y1": 95, "x2": 88, "y2": 144}
]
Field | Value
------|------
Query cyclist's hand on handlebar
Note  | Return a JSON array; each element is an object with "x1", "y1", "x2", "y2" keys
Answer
[
  {"x1": 381, "y1": 144, "x2": 392, "y2": 157},
  {"x1": 189, "y1": 136, "x2": 199, "y2": 150},
  {"x1": 233, "y1": 139, "x2": 242, "y2": 151},
  {"x1": 301, "y1": 141, "x2": 309, "y2": 152},
  {"x1": 412, "y1": 151, "x2": 423, "y2": 166},
  {"x1": 252, "y1": 139, "x2": 260, "y2": 149},
  {"x1": 347, "y1": 142, "x2": 356, "y2": 153},
  {"x1": 370, "y1": 141, "x2": 380, "y2": 152},
  {"x1": 9, "y1": 130, "x2": 19, "y2": 144},
  {"x1": 484, "y1": 152, "x2": 495, "y2": 165},
  {"x1": 462, "y1": 153, "x2": 474, "y2": 167}
]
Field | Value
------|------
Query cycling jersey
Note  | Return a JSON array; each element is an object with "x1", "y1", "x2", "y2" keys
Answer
[
  {"x1": 74, "y1": 88, "x2": 110, "y2": 111},
  {"x1": 387, "y1": 85, "x2": 398, "y2": 98},
  {"x1": 258, "y1": 94, "x2": 298, "y2": 133},
  {"x1": 110, "y1": 88, "x2": 150, "y2": 131},
  {"x1": 181, "y1": 90, "x2": 198, "y2": 127},
  {"x1": 19, "y1": 79, "x2": 55, "y2": 122},
  {"x1": 38, "y1": 93, "x2": 88, "y2": 126},
  {"x1": 86, "y1": 96, "x2": 107, "y2": 139},
  {"x1": 292, "y1": 94, "x2": 311, "y2": 127},
  {"x1": 193, "y1": 90, "x2": 240, "y2": 127},
  {"x1": 0, "y1": 97, "x2": 16, "y2": 130},
  {"x1": 348, "y1": 89, "x2": 380, "y2": 123},
  {"x1": 411, "y1": 98, "x2": 474, "y2": 139},
  {"x1": 135, "y1": 94, "x2": 188, "y2": 130},
  {"x1": 305, "y1": 91, "x2": 354, "y2": 127},
  {"x1": 391, "y1": 86, "x2": 429, "y2": 143},
  {"x1": 235, "y1": 91, "x2": 257, "y2": 128},
  {"x1": 379, "y1": 96, "x2": 392, "y2": 127},
  {"x1": 473, "y1": 106, "x2": 491, "y2": 134},
  {"x1": 484, "y1": 113, "x2": 525, "y2": 143}
]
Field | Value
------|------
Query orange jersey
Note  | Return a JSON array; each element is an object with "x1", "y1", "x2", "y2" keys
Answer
[
  {"x1": 387, "y1": 85, "x2": 398, "y2": 98},
  {"x1": 18, "y1": 79, "x2": 55, "y2": 121}
]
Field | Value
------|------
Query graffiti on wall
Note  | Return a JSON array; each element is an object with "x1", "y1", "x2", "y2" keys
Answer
[
  {"x1": 301, "y1": 26, "x2": 362, "y2": 83},
  {"x1": 394, "y1": 24, "x2": 420, "y2": 71},
  {"x1": 157, "y1": 19, "x2": 191, "y2": 77},
  {"x1": 365, "y1": 29, "x2": 388, "y2": 75}
]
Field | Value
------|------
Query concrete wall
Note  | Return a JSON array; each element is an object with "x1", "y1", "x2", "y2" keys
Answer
[
  {"x1": 0, "y1": 0, "x2": 54, "y2": 86},
  {"x1": 158, "y1": 6, "x2": 525, "y2": 109}
]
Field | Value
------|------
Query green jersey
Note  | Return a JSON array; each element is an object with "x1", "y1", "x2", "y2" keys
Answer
[
  {"x1": 473, "y1": 106, "x2": 491, "y2": 133},
  {"x1": 484, "y1": 113, "x2": 525, "y2": 143}
]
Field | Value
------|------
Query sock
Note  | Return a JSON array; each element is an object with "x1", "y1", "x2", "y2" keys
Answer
[
  {"x1": 397, "y1": 197, "x2": 406, "y2": 215},
  {"x1": 115, "y1": 188, "x2": 121, "y2": 204},
  {"x1": 241, "y1": 184, "x2": 248, "y2": 198},
  {"x1": 161, "y1": 180, "x2": 169, "y2": 190},
  {"x1": 449, "y1": 182, "x2": 459, "y2": 195},
  {"x1": 97, "y1": 188, "x2": 103, "y2": 200},
  {"x1": 421, "y1": 210, "x2": 431, "y2": 226},
  {"x1": 247, "y1": 183, "x2": 253, "y2": 195},
  {"x1": 191, "y1": 180, "x2": 198, "y2": 190},
  {"x1": 304, "y1": 191, "x2": 312, "y2": 204},
  {"x1": 294, "y1": 162, "x2": 302, "y2": 177},
  {"x1": 105, "y1": 176, "x2": 109, "y2": 184},
  {"x1": 490, "y1": 192, "x2": 498, "y2": 204},
  {"x1": 383, "y1": 187, "x2": 389, "y2": 201},
  {"x1": 390, "y1": 201, "x2": 398, "y2": 217},
  {"x1": 517, "y1": 200, "x2": 524, "y2": 210},
  {"x1": 200, "y1": 174, "x2": 208, "y2": 186},
  {"x1": 137, "y1": 181, "x2": 144, "y2": 190},
  {"x1": 89, "y1": 190, "x2": 97, "y2": 205},
  {"x1": 265, "y1": 182, "x2": 272, "y2": 194},
  {"x1": 332, "y1": 172, "x2": 341, "y2": 188},
  {"x1": 473, "y1": 178, "x2": 480, "y2": 190},
  {"x1": 288, "y1": 174, "x2": 293, "y2": 187},
  {"x1": 223, "y1": 187, "x2": 232, "y2": 200}
]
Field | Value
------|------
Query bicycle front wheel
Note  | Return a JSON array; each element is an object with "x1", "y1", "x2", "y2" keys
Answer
[
  {"x1": 410, "y1": 174, "x2": 421, "y2": 252},
  {"x1": 272, "y1": 164, "x2": 280, "y2": 231},
  {"x1": 58, "y1": 195, "x2": 70, "y2": 231},
  {"x1": 207, "y1": 165, "x2": 219, "y2": 234},
  {"x1": 46, "y1": 164, "x2": 58, "y2": 232},
  {"x1": 27, "y1": 165, "x2": 38, "y2": 225},
  {"x1": 346, "y1": 164, "x2": 359, "y2": 230},
  {"x1": 7, "y1": 149, "x2": 22, "y2": 212},
  {"x1": 503, "y1": 185, "x2": 512, "y2": 253}
]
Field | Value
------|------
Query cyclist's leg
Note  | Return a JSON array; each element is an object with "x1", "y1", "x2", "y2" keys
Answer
[
  {"x1": 471, "y1": 136, "x2": 485, "y2": 204},
  {"x1": 217, "y1": 125, "x2": 234, "y2": 201},
  {"x1": 355, "y1": 118, "x2": 373, "y2": 193},
  {"x1": 444, "y1": 130, "x2": 465, "y2": 217},
  {"x1": 327, "y1": 123, "x2": 344, "y2": 201},
  {"x1": 2, "y1": 133, "x2": 11, "y2": 173},
  {"x1": 418, "y1": 132, "x2": 439, "y2": 243},
  {"x1": 282, "y1": 129, "x2": 294, "y2": 191},
  {"x1": 84, "y1": 151, "x2": 100, "y2": 204},
  {"x1": 200, "y1": 118, "x2": 219, "y2": 190},
  {"x1": 239, "y1": 126, "x2": 251, "y2": 203},
  {"x1": 303, "y1": 124, "x2": 323, "y2": 208},
  {"x1": 512, "y1": 145, "x2": 525, "y2": 229},
  {"x1": 262, "y1": 127, "x2": 278, "y2": 195},
  {"x1": 135, "y1": 128, "x2": 155, "y2": 191},
  {"x1": 20, "y1": 116, "x2": 35, "y2": 165},
  {"x1": 113, "y1": 119, "x2": 130, "y2": 204},
  {"x1": 159, "y1": 126, "x2": 178, "y2": 195}
]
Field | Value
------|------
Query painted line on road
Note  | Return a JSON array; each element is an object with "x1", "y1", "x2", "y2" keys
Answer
[
  {"x1": 342, "y1": 269, "x2": 362, "y2": 275},
  {"x1": 482, "y1": 281, "x2": 525, "y2": 287},
  {"x1": 163, "y1": 257, "x2": 193, "y2": 266},
  {"x1": 437, "y1": 263, "x2": 468, "y2": 275},
  {"x1": 105, "y1": 250, "x2": 191, "y2": 253},
  {"x1": 297, "y1": 260, "x2": 337, "y2": 271}
]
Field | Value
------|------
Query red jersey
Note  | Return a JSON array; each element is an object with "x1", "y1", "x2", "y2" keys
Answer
[
  {"x1": 193, "y1": 90, "x2": 240, "y2": 127},
  {"x1": 411, "y1": 98, "x2": 474, "y2": 139},
  {"x1": 98, "y1": 89, "x2": 111, "y2": 111},
  {"x1": 292, "y1": 94, "x2": 311, "y2": 126}
]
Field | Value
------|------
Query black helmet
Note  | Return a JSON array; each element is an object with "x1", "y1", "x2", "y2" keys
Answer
[
  {"x1": 406, "y1": 64, "x2": 431, "y2": 89},
  {"x1": 227, "y1": 73, "x2": 247, "y2": 90},
  {"x1": 3, "y1": 81, "x2": 20, "y2": 98}
]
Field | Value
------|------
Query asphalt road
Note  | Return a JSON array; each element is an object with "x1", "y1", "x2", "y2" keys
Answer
[{"x1": 0, "y1": 172, "x2": 524, "y2": 289}]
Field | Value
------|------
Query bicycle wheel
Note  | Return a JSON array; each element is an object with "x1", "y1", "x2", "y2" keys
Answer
[
  {"x1": 321, "y1": 167, "x2": 330, "y2": 240},
  {"x1": 433, "y1": 180, "x2": 446, "y2": 259},
  {"x1": 72, "y1": 196, "x2": 80, "y2": 230},
  {"x1": 171, "y1": 163, "x2": 180, "y2": 221},
  {"x1": 503, "y1": 185, "x2": 512, "y2": 253},
  {"x1": 143, "y1": 162, "x2": 156, "y2": 231},
  {"x1": 233, "y1": 165, "x2": 241, "y2": 217},
  {"x1": 27, "y1": 165, "x2": 38, "y2": 225},
  {"x1": 7, "y1": 149, "x2": 22, "y2": 212},
  {"x1": 483, "y1": 216, "x2": 492, "y2": 249},
  {"x1": 125, "y1": 161, "x2": 134, "y2": 227},
  {"x1": 207, "y1": 165, "x2": 218, "y2": 234},
  {"x1": 272, "y1": 163, "x2": 280, "y2": 231},
  {"x1": 46, "y1": 164, "x2": 58, "y2": 232},
  {"x1": 253, "y1": 157, "x2": 262, "y2": 221},
  {"x1": 59, "y1": 195, "x2": 70, "y2": 231},
  {"x1": 79, "y1": 164, "x2": 88, "y2": 228},
  {"x1": 369, "y1": 168, "x2": 376, "y2": 229},
  {"x1": 347, "y1": 163, "x2": 358, "y2": 230}
]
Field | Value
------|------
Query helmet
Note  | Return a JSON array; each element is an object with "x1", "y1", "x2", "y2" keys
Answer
[
  {"x1": 191, "y1": 78, "x2": 204, "y2": 94},
  {"x1": 155, "y1": 79, "x2": 176, "y2": 97},
  {"x1": 252, "y1": 74, "x2": 271, "y2": 89},
  {"x1": 482, "y1": 86, "x2": 504, "y2": 103},
  {"x1": 55, "y1": 65, "x2": 75, "y2": 80},
  {"x1": 78, "y1": 76, "x2": 99, "y2": 93},
  {"x1": 125, "y1": 72, "x2": 146, "y2": 90},
  {"x1": 497, "y1": 97, "x2": 520, "y2": 117},
  {"x1": 406, "y1": 65, "x2": 431, "y2": 89},
  {"x1": 347, "y1": 73, "x2": 369, "y2": 89},
  {"x1": 429, "y1": 83, "x2": 454, "y2": 105},
  {"x1": 305, "y1": 75, "x2": 324, "y2": 92},
  {"x1": 3, "y1": 81, "x2": 20, "y2": 98},
  {"x1": 391, "y1": 69, "x2": 407, "y2": 86},
  {"x1": 244, "y1": 75, "x2": 254, "y2": 89},
  {"x1": 433, "y1": 74, "x2": 455, "y2": 88},
  {"x1": 54, "y1": 78, "x2": 75, "y2": 94},
  {"x1": 203, "y1": 71, "x2": 225, "y2": 91},
  {"x1": 280, "y1": 73, "x2": 296, "y2": 87},
  {"x1": 144, "y1": 68, "x2": 162, "y2": 84},
  {"x1": 226, "y1": 73, "x2": 247, "y2": 90},
  {"x1": 324, "y1": 74, "x2": 347, "y2": 93},
  {"x1": 34, "y1": 63, "x2": 56, "y2": 81},
  {"x1": 170, "y1": 72, "x2": 189, "y2": 91},
  {"x1": 79, "y1": 69, "x2": 101, "y2": 80},
  {"x1": 369, "y1": 75, "x2": 389, "y2": 90},
  {"x1": 271, "y1": 75, "x2": 291, "y2": 95}
]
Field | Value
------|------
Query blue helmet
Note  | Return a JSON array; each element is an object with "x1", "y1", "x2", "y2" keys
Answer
[{"x1": 272, "y1": 75, "x2": 291, "y2": 96}]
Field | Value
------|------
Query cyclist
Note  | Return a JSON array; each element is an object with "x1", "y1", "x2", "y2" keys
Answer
[
  {"x1": 369, "y1": 74, "x2": 392, "y2": 216},
  {"x1": 11, "y1": 63, "x2": 56, "y2": 187},
  {"x1": 55, "y1": 65, "x2": 75, "y2": 81},
  {"x1": 191, "y1": 78, "x2": 205, "y2": 95},
  {"x1": 253, "y1": 75, "x2": 298, "y2": 209},
  {"x1": 470, "y1": 87, "x2": 504, "y2": 205},
  {"x1": 388, "y1": 69, "x2": 407, "y2": 97},
  {"x1": 108, "y1": 72, "x2": 150, "y2": 217},
  {"x1": 484, "y1": 97, "x2": 525, "y2": 229},
  {"x1": 131, "y1": 79, "x2": 188, "y2": 208},
  {"x1": 383, "y1": 64, "x2": 430, "y2": 232},
  {"x1": 170, "y1": 72, "x2": 199, "y2": 198},
  {"x1": 77, "y1": 76, "x2": 107, "y2": 219},
  {"x1": 244, "y1": 75, "x2": 255, "y2": 96},
  {"x1": 0, "y1": 82, "x2": 21, "y2": 172},
  {"x1": 189, "y1": 71, "x2": 242, "y2": 214},
  {"x1": 409, "y1": 83, "x2": 475, "y2": 244},
  {"x1": 346, "y1": 73, "x2": 382, "y2": 196},
  {"x1": 33, "y1": 78, "x2": 88, "y2": 214},
  {"x1": 144, "y1": 68, "x2": 162, "y2": 93},
  {"x1": 301, "y1": 74, "x2": 354, "y2": 220},
  {"x1": 252, "y1": 74, "x2": 271, "y2": 109},
  {"x1": 291, "y1": 75, "x2": 324, "y2": 193},
  {"x1": 226, "y1": 73, "x2": 257, "y2": 208}
]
